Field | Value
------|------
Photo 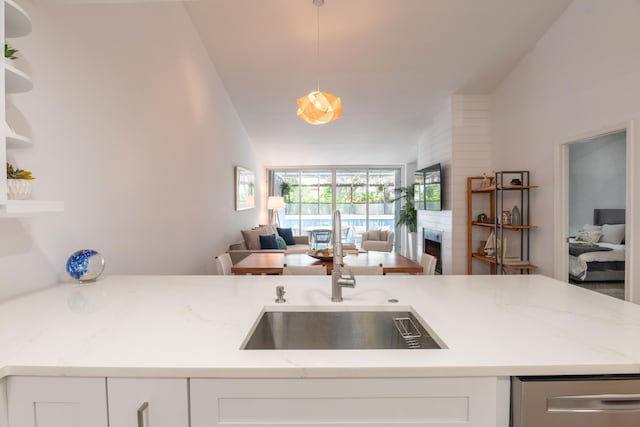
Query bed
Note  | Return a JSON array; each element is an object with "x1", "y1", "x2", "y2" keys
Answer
[{"x1": 569, "y1": 208, "x2": 625, "y2": 282}]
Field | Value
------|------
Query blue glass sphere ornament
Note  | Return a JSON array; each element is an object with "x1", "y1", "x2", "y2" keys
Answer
[{"x1": 66, "y1": 249, "x2": 105, "y2": 283}]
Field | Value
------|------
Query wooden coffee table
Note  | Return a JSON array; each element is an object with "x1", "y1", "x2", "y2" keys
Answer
[{"x1": 231, "y1": 252, "x2": 423, "y2": 275}]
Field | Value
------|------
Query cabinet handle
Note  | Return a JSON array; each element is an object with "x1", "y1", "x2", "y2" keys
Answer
[
  {"x1": 549, "y1": 394, "x2": 640, "y2": 413},
  {"x1": 137, "y1": 401, "x2": 149, "y2": 427}
]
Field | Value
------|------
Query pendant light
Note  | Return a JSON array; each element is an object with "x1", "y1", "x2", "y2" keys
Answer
[{"x1": 297, "y1": 0, "x2": 342, "y2": 125}]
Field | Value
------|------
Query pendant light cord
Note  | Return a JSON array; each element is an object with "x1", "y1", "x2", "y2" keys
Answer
[{"x1": 316, "y1": 3, "x2": 320, "y2": 92}]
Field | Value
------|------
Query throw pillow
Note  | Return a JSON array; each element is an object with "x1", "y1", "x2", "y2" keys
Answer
[
  {"x1": 600, "y1": 223, "x2": 625, "y2": 245},
  {"x1": 380, "y1": 230, "x2": 389, "y2": 241},
  {"x1": 258, "y1": 224, "x2": 278, "y2": 236},
  {"x1": 368, "y1": 229, "x2": 381, "y2": 241},
  {"x1": 277, "y1": 227, "x2": 296, "y2": 246},
  {"x1": 259, "y1": 234, "x2": 279, "y2": 250},
  {"x1": 241, "y1": 229, "x2": 263, "y2": 250},
  {"x1": 275, "y1": 236, "x2": 287, "y2": 249},
  {"x1": 575, "y1": 230, "x2": 603, "y2": 243}
]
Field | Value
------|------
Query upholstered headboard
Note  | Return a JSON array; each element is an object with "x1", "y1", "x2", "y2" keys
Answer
[{"x1": 593, "y1": 209, "x2": 625, "y2": 225}]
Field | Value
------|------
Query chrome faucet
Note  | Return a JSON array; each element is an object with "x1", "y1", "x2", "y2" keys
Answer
[{"x1": 331, "y1": 209, "x2": 355, "y2": 302}]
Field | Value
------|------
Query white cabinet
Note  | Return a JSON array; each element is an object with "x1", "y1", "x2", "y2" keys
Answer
[
  {"x1": 7, "y1": 377, "x2": 108, "y2": 427},
  {"x1": 7, "y1": 376, "x2": 509, "y2": 427},
  {"x1": 107, "y1": 378, "x2": 189, "y2": 427},
  {"x1": 7, "y1": 377, "x2": 189, "y2": 427},
  {"x1": 191, "y1": 377, "x2": 508, "y2": 427}
]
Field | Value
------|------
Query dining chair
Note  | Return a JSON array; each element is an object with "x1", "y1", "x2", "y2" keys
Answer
[
  {"x1": 214, "y1": 253, "x2": 233, "y2": 275},
  {"x1": 282, "y1": 264, "x2": 327, "y2": 275},
  {"x1": 344, "y1": 264, "x2": 384, "y2": 275},
  {"x1": 420, "y1": 253, "x2": 437, "y2": 275}
]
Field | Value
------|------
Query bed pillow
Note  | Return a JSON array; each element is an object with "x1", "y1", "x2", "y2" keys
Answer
[
  {"x1": 581, "y1": 224, "x2": 602, "y2": 231},
  {"x1": 601, "y1": 223, "x2": 625, "y2": 244},
  {"x1": 575, "y1": 230, "x2": 603, "y2": 243},
  {"x1": 259, "y1": 234, "x2": 279, "y2": 249}
]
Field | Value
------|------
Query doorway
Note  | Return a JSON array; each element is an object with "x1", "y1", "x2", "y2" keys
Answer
[{"x1": 555, "y1": 125, "x2": 633, "y2": 301}]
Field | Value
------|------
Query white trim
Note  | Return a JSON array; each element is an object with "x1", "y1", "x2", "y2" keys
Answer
[
  {"x1": 554, "y1": 121, "x2": 633, "y2": 301},
  {"x1": 624, "y1": 121, "x2": 635, "y2": 302}
]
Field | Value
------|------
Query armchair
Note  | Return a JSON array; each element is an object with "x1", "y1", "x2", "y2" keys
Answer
[{"x1": 360, "y1": 229, "x2": 394, "y2": 252}]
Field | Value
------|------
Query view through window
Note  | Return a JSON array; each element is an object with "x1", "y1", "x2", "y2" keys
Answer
[{"x1": 268, "y1": 168, "x2": 401, "y2": 247}]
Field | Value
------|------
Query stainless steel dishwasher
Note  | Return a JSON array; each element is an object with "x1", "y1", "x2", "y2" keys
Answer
[{"x1": 512, "y1": 375, "x2": 640, "y2": 426}]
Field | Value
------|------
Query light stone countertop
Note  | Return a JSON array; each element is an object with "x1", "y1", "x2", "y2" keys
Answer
[{"x1": 0, "y1": 274, "x2": 639, "y2": 379}]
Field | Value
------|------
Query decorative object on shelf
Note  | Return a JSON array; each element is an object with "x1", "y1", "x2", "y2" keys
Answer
[
  {"x1": 477, "y1": 213, "x2": 487, "y2": 223},
  {"x1": 484, "y1": 230, "x2": 506, "y2": 258},
  {"x1": 501, "y1": 210, "x2": 511, "y2": 225},
  {"x1": 6, "y1": 161, "x2": 34, "y2": 199},
  {"x1": 510, "y1": 178, "x2": 522, "y2": 186},
  {"x1": 511, "y1": 205, "x2": 521, "y2": 226},
  {"x1": 66, "y1": 249, "x2": 105, "y2": 283},
  {"x1": 296, "y1": 0, "x2": 342, "y2": 125},
  {"x1": 480, "y1": 173, "x2": 491, "y2": 188},
  {"x1": 235, "y1": 166, "x2": 255, "y2": 211},
  {"x1": 4, "y1": 43, "x2": 18, "y2": 60}
]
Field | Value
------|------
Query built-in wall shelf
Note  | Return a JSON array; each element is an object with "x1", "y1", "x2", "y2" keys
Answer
[
  {"x1": 6, "y1": 133, "x2": 31, "y2": 148},
  {"x1": 0, "y1": 200, "x2": 64, "y2": 217},
  {"x1": 5, "y1": 63, "x2": 32, "y2": 93},
  {"x1": 5, "y1": 0, "x2": 31, "y2": 37},
  {"x1": 2, "y1": 0, "x2": 63, "y2": 217}
]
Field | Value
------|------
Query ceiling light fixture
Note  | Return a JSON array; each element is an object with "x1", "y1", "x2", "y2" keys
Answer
[{"x1": 296, "y1": 0, "x2": 342, "y2": 125}]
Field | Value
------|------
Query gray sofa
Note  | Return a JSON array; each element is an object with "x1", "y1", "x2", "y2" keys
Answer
[{"x1": 227, "y1": 225, "x2": 311, "y2": 264}]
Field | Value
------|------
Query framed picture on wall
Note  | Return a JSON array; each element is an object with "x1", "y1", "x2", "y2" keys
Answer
[{"x1": 235, "y1": 166, "x2": 255, "y2": 211}]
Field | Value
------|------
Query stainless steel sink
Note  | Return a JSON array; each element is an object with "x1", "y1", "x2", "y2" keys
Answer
[{"x1": 243, "y1": 310, "x2": 443, "y2": 350}]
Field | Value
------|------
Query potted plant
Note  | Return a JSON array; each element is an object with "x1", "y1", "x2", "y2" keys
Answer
[
  {"x1": 280, "y1": 181, "x2": 290, "y2": 198},
  {"x1": 392, "y1": 186, "x2": 417, "y2": 259},
  {"x1": 6, "y1": 162, "x2": 34, "y2": 200},
  {"x1": 5, "y1": 43, "x2": 18, "y2": 67}
]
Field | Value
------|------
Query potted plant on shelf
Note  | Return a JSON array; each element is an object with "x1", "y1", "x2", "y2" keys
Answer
[
  {"x1": 5, "y1": 43, "x2": 18, "y2": 67},
  {"x1": 392, "y1": 186, "x2": 417, "y2": 260},
  {"x1": 6, "y1": 162, "x2": 34, "y2": 200}
]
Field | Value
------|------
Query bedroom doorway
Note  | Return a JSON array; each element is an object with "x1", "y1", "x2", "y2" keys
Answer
[{"x1": 556, "y1": 126, "x2": 632, "y2": 300}]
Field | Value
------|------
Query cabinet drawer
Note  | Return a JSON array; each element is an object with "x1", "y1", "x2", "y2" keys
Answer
[
  {"x1": 7, "y1": 376, "x2": 108, "y2": 427},
  {"x1": 191, "y1": 377, "x2": 503, "y2": 427},
  {"x1": 107, "y1": 378, "x2": 189, "y2": 427}
]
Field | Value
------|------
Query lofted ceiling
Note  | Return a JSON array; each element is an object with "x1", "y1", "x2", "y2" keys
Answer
[
  {"x1": 182, "y1": 0, "x2": 572, "y2": 166},
  {"x1": 38, "y1": 0, "x2": 573, "y2": 165}
]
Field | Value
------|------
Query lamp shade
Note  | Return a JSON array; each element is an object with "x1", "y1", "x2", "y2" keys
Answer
[
  {"x1": 296, "y1": 91, "x2": 342, "y2": 125},
  {"x1": 267, "y1": 196, "x2": 285, "y2": 210}
]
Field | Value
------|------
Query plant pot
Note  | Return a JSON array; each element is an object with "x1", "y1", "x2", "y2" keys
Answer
[
  {"x1": 7, "y1": 179, "x2": 32, "y2": 200},
  {"x1": 407, "y1": 230, "x2": 417, "y2": 261}
]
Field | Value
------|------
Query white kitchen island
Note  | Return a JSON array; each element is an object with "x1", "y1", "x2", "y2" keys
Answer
[{"x1": 0, "y1": 274, "x2": 639, "y2": 426}]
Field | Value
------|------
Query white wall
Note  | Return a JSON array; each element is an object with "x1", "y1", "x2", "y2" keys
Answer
[
  {"x1": 0, "y1": 2, "x2": 261, "y2": 300},
  {"x1": 451, "y1": 95, "x2": 492, "y2": 274},
  {"x1": 569, "y1": 132, "x2": 626, "y2": 235},
  {"x1": 492, "y1": 0, "x2": 640, "y2": 300}
]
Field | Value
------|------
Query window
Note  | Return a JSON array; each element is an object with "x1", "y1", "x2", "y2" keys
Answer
[{"x1": 268, "y1": 167, "x2": 401, "y2": 247}]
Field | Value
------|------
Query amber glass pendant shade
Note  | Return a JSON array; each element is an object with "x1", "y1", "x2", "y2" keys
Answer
[{"x1": 297, "y1": 90, "x2": 343, "y2": 125}]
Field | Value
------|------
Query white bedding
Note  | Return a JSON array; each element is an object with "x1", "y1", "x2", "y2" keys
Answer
[{"x1": 569, "y1": 240, "x2": 625, "y2": 280}]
